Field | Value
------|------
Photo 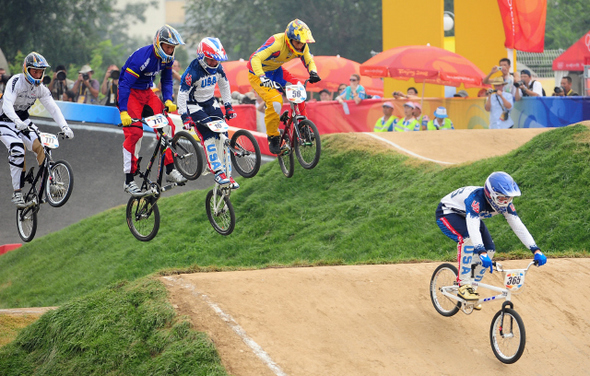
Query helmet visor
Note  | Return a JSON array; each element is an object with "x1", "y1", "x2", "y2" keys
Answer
[{"x1": 496, "y1": 195, "x2": 513, "y2": 206}]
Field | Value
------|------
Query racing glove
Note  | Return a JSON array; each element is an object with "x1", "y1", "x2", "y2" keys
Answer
[
  {"x1": 61, "y1": 125, "x2": 74, "y2": 139},
  {"x1": 120, "y1": 111, "x2": 132, "y2": 127},
  {"x1": 225, "y1": 104, "x2": 237, "y2": 120},
  {"x1": 479, "y1": 253, "x2": 493, "y2": 273},
  {"x1": 14, "y1": 118, "x2": 28, "y2": 131},
  {"x1": 534, "y1": 251, "x2": 547, "y2": 266},
  {"x1": 309, "y1": 71, "x2": 321, "y2": 84},
  {"x1": 183, "y1": 117, "x2": 195, "y2": 131},
  {"x1": 260, "y1": 75, "x2": 274, "y2": 88},
  {"x1": 164, "y1": 100, "x2": 177, "y2": 113}
]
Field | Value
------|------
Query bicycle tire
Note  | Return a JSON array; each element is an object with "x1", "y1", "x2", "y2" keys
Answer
[
  {"x1": 490, "y1": 308, "x2": 526, "y2": 364},
  {"x1": 126, "y1": 195, "x2": 160, "y2": 241},
  {"x1": 16, "y1": 206, "x2": 38, "y2": 243},
  {"x1": 172, "y1": 131, "x2": 204, "y2": 180},
  {"x1": 430, "y1": 263, "x2": 461, "y2": 317},
  {"x1": 46, "y1": 160, "x2": 74, "y2": 207},
  {"x1": 230, "y1": 129, "x2": 261, "y2": 178},
  {"x1": 277, "y1": 133, "x2": 294, "y2": 178},
  {"x1": 205, "y1": 189, "x2": 235, "y2": 235},
  {"x1": 294, "y1": 119, "x2": 321, "y2": 169}
]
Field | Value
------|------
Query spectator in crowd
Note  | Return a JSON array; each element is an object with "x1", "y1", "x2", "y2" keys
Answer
[
  {"x1": 483, "y1": 58, "x2": 515, "y2": 95},
  {"x1": 373, "y1": 101, "x2": 397, "y2": 132},
  {"x1": 0, "y1": 67, "x2": 10, "y2": 95},
  {"x1": 101, "y1": 64, "x2": 120, "y2": 107},
  {"x1": 426, "y1": 106, "x2": 454, "y2": 130},
  {"x1": 393, "y1": 87, "x2": 419, "y2": 99},
  {"x1": 453, "y1": 89, "x2": 468, "y2": 98},
  {"x1": 72, "y1": 65, "x2": 100, "y2": 104},
  {"x1": 63, "y1": 90, "x2": 76, "y2": 102},
  {"x1": 477, "y1": 88, "x2": 488, "y2": 97},
  {"x1": 514, "y1": 69, "x2": 544, "y2": 101},
  {"x1": 552, "y1": 86, "x2": 564, "y2": 97},
  {"x1": 337, "y1": 83, "x2": 347, "y2": 96},
  {"x1": 392, "y1": 102, "x2": 420, "y2": 132},
  {"x1": 336, "y1": 74, "x2": 365, "y2": 105},
  {"x1": 47, "y1": 65, "x2": 74, "y2": 101},
  {"x1": 485, "y1": 77, "x2": 514, "y2": 129},
  {"x1": 319, "y1": 89, "x2": 332, "y2": 101},
  {"x1": 560, "y1": 76, "x2": 579, "y2": 96},
  {"x1": 412, "y1": 102, "x2": 429, "y2": 130}
]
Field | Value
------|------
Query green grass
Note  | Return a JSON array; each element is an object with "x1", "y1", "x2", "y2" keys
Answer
[
  {"x1": 0, "y1": 278, "x2": 228, "y2": 375},
  {"x1": 1, "y1": 125, "x2": 590, "y2": 310}
]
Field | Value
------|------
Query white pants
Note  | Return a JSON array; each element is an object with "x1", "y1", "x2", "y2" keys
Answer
[
  {"x1": 457, "y1": 237, "x2": 495, "y2": 286},
  {"x1": 0, "y1": 121, "x2": 40, "y2": 191}
]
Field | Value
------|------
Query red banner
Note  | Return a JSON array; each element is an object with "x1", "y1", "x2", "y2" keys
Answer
[{"x1": 497, "y1": 0, "x2": 546, "y2": 53}]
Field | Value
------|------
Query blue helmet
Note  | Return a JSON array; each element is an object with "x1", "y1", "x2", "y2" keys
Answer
[
  {"x1": 23, "y1": 52, "x2": 50, "y2": 86},
  {"x1": 153, "y1": 25, "x2": 184, "y2": 64},
  {"x1": 484, "y1": 171, "x2": 521, "y2": 212}
]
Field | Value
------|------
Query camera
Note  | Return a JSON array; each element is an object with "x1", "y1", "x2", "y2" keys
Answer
[
  {"x1": 42, "y1": 76, "x2": 51, "y2": 85},
  {"x1": 554, "y1": 86, "x2": 563, "y2": 93},
  {"x1": 110, "y1": 70, "x2": 120, "y2": 80},
  {"x1": 56, "y1": 71, "x2": 67, "y2": 81},
  {"x1": 82, "y1": 73, "x2": 90, "y2": 81},
  {"x1": 501, "y1": 111, "x2": 510, "y2": 121},
  {"x1": 487, "y1": 89, "x2": 496, "y2": 95},
  {"x1": 514, "y1": 81, "x2": 522, "y2": 88}
]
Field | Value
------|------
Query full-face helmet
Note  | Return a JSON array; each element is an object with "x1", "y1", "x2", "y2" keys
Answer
[
  {"x1": 23, "y1": 52, "x2": 50, "y2": 86},
  {"x1": 285, "y1": 19, "x2": 315, "y2": 56},
  {"x1": 153, "y1": 25, "x2": 184, "y2": 64},
  {"x1": 484, "y1": 171, "x2": 521, "y2": 212},
  {"x1": 196, "y1": 37, "x2": 228, "y2": 75}
]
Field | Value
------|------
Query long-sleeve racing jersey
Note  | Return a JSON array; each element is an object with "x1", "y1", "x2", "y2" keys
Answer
[{"x1": 248, "y1": 33, "x2": 317, "y2": 76}]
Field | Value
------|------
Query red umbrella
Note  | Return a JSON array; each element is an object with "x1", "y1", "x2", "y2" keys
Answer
[
  {"x1": 283, "y1": 55, "x2": 383, "y2": 96},
  {"x1": 214, "y1": 59, "x2": 252, "y2": 97},
  {"x1": 360, "y1": 45, "x2": 486, "y2": 88}
]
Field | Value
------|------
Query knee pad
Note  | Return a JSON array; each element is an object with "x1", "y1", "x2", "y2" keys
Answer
[{"x1": 272, "y1": 101, "x2": 282, "y2": 115}]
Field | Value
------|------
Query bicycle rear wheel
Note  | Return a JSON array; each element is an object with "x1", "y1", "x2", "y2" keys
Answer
[
  {"x1": 46, "y1": 160, "x2": 74, "y2": 207},
  {"x1": 295, "y1": 119, "x2": 321, "y2": 169},
  {"x1": 490, "y1": 308, "x2": 526, "y2": 364},
  {"x1": 172, "y1": 131, "x2": 204, "y2": 180},
  {"x1": 206, "y1": 189, "x2": 235, "y2": 235},
  {"x1": 126, "y1": 195, "x2": 160, "y2": 241},
  {"x1": 430, "y1": 263, "x2": 461, "y2": 317},
  {"x1": 277, "y1": 133, "x2": 294, "y2": 178},
  {"x1": 230, "y1": 129, "x2": 261, "y2": 178},
  {"x1": 16, "y1": 205, "x2": 38, "y2": 243}
]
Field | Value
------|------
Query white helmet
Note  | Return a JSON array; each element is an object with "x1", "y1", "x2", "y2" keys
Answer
[
  {"x1": 484, "y1": 171, "x2": 521, "y2": 212},
  {"x1": 196, "y1": 37, "x2": 228, "y2": 75}
]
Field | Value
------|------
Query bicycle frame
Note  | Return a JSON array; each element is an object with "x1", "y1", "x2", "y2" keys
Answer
[
  {"x1": 439, "y1": 261, "x2": 536, "y2": 312},
  {"x1": 199, "y1": 117, "x2": 233, "y2": 202},
  {"x1": 275, "y1": 80, "x2": 309, "y2": 155},
  {"x1": 21, "y1": 129, "x2": 60, "y2": 209}
]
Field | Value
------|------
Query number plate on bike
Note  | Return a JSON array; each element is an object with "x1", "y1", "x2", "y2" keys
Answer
[
  {"x1": 39, "y1": 132, "x2": 59, "y2": 149},
  {"x1": 144, "y1": 114, "x2": 169, "y2": 129},
  {"x1": 205, "y1": 120, "x2": 229, "y2": 133},
  {"x1": 504, "y1": 271, "x2": 525, "y2": 291},
  {"x1": 285, "y1": 83, "x2": 307, "y2": 103}
]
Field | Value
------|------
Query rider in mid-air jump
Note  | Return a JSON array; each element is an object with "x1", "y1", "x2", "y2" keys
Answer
[{"x1": 435, "y1": 171, "x2": 547, "y2": 305}]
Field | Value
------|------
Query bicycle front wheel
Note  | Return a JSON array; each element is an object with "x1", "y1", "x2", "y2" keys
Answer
[
  {"x1": 430, "y1": 263, "x2": 461, "y2": 317},
  {"x1": 126, "y1": 196, "x2": 160, "y2": 241},
  {"x1": 277, "y1": 133, "x2": 294, "y2": 178},
  {"x1": 206, "y1": 189, "x2": 235, "y2": 235},
  {"x1": 16, "y1": 206, "x2": 38, "y2": 243},
  {"x1": 46, "y1": 160, "x2": 74, "y2": 207},
  {"x1": 172, "y1": 131, "x2": 204, "y2": 180},
  {"x1": 230, "y1": 129, "x2": 261, "y2": 178},
  {"x1": 490, "y1": 308, "x2": 526, "y2": 364},
  {"x1": 295, "y1": 119, "x2": 321, "y2": 169}
]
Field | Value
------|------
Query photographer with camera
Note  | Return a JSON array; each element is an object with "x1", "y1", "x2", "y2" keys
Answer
[
  {"x1": 483, "y1": 58, "x2": 515, "y2": 96},
  {"x1": 552, "y1": 86, "x2": 565, "y2": 97},
  {"x1": 514, "y1": 69, "x2": 544, "y2": 101},
  {"x1": 484, "y1": 77, "x2": 514, "y2": 129},
  {"x1": 47, "y1": 65, "x2": 74, "y2": 101},
  {"x1": 101, "y1": 64, "x2": 120, "y2": 107},
  {"x1": 72, "y1": 64, "x2": 99, "y2": 104}
]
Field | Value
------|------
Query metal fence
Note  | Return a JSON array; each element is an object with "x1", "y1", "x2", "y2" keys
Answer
[{"x1": 517, "y1": 49, "x2": 565, "y2": 78}]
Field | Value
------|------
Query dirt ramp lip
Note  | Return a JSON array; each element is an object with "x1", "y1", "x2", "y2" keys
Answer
[{"x1": 162, "y1": 259, "x2": 590, "y2": 375}]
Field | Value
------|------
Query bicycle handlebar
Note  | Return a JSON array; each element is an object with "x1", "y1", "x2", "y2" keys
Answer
[{"x1": 262, "y1": 78, "x2": 310, "y2": 91}]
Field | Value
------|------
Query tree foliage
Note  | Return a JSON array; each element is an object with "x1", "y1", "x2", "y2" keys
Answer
[
  {"x1": 0, "y1": 0, "x2": 154, "y2": 71},
  {"x1": 545, "y1": 0, "x2": 590, "y2": 50},
  {"x1": 183, "y1": 0, "x2": 382, "y2": 64}
]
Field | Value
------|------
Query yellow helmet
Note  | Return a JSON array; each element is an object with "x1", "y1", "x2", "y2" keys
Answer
[{"x1": 285, "y1": 19, "x2": 315, "y2": 55}]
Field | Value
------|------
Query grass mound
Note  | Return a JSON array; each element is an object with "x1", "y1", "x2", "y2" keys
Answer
[
  {"x1": 0, "y1": 278, "x2": 228, "y2": 375},
  {"x1": 1, "y1": 125, "x2": 589, "y2": 309}
]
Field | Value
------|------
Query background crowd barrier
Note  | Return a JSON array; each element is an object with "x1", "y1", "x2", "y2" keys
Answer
[{"x1": 30, "y1": 96, "x2": 590, "y2": 135}]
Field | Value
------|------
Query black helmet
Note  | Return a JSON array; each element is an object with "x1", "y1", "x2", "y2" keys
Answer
[
  {"x1": 23, "y1": 52, "x2": 51, "y2": 86},
  {"x1": 153, "y1": 25, "x2": 184, "y2": 63}
]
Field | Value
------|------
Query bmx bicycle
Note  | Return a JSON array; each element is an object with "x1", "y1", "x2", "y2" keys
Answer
[
  {"x1": 196, "y1": 116, "x2": 261, "y2": 235},
  {"x1": 123, "y1": 113, "x2": 203, "y2": 241},
  {"x1": 429, "y1": 259, "x2": 540, "y2": 364},
  {"x1": 271, "y1": 80, "x2": 321, "y2": 178},
  {"x1": 16, "y1": 126, "x2": 74, "y2": 242}
]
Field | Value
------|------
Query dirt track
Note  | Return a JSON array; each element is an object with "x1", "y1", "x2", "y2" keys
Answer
[{"x1": 162, "y1": 259, "x2": 590, "y2": 376}]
